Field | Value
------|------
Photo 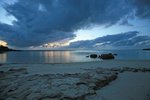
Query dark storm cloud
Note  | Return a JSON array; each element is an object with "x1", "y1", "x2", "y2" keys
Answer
[
  {"x1": 134, "y1": 0, "x2": 150, "y2": 19},
  {"x1": 0, "y1": 0, "x2": 150, "y2": 47},
  {"x1": 69, "y1": 31, "x2": 150, "y2": 49}
]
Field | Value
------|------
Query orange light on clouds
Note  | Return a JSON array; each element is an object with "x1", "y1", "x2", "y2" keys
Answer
[
  {"x1": 0, "y1": 40, "x2": 7, "y2": 47},
  {"x1": 43, "y1": 41, "x2": 70, "y2": 48}
]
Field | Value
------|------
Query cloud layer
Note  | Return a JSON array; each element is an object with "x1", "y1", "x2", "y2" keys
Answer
[
  {"x1": 0, "y1": 0, "x2": 150, "y2": 47},
  {"x1": 69, "y1": 31, "x2": 150, "y2": 49}
]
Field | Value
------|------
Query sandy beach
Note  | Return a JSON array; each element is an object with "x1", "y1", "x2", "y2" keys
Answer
[
  {"x1": 0, "y1": 0, "x2": 150, "y2": 99},
  {"x1": 0, "y1": 60, "x2": 150, "y2": 100}
]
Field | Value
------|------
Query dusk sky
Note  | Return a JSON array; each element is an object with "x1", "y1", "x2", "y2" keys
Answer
[{"x1": 0, "y1": 0, "x2": 150, "y2": 49}]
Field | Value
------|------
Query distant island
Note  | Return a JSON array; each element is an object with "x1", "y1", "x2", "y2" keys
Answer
[
  {"x1": 143, "y1": 48, "x2": 150, "y2": 50},
  {"x1": 0, "y1": 45, "x2": 16, "y2": 52}
]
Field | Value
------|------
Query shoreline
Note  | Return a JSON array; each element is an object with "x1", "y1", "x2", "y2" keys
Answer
[
  {"x1": 1, "y1": 60, "x2": 150, "y2": 74},
  {"x1": 0, "y1": 60, "x2": 150, "y2": 100},
  {"x1": 1, "y1": 59, "x2": 150, "y2": 65}
]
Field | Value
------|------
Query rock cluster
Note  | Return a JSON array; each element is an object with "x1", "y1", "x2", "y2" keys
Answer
[
  {"x1": 89, "y1": 54, "x2": 97, "y2": 59},
  {"x1": 88, "y1": 53, "x2": 115, "y2": 60},
  {"x1": 100, "y1": 53, "x2": 115, "y2": 59}
]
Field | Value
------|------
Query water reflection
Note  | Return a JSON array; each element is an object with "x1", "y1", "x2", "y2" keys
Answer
[
  {"x1": 0, "y1": 50, "x2": 149, "y2": 64},
  {"x1": 0, "y1": 52, "x2": 7, "y2": 63},
  {"x1": 44, "y1": 51, "x2": 72, "y2": 63},
  {"x1": 0, "y1": 51, "x2": 87, "y2": 63}
]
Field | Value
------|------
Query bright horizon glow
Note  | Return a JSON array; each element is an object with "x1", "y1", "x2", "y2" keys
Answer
[
  {"x1": 43, "y1": 42, "x2": 70, "y2": 48},
  {"x1": 0, "y1": 40, "x2": 7, "y2": 47}
]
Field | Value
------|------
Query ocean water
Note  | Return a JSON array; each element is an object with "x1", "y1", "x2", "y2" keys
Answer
[{"x1": 0, "y1": 49, "x2": 150, "y2": 64}]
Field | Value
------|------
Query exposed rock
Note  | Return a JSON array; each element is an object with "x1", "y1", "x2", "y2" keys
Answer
[
  {"x1": 86, "y1": 55, "x2": 89, "y2": 58},
  {"x1": 0, "y1": 67, "x2": 118, "y2": 100},
  {"x1": 113, "y1": 53, "x2": 118, "y2": 56},
  {"x1": 90, "y1": 54, "x2": 97, "y2": 59},
  {"x1": 143, "y1": 48, "x2": 150, "y2": 50},
  {"x1": 8, "y1": 68, "x2": 27, "y2": 72},
  {"x1": 0, "y1": 71, "x2": 5, "y2": 78},
  {"x1": 93, "y1": 74, "x2": 117, "y2": 90},
  {"x1": 100, "y1": 53, "x2": 115, "y2": 59},
  {"x1": 76, "y1": 82, "x2": 87, "y2": 86},
  {"x1": 1, "y1": 67, "x2": 150, "y2": 100},
  {"x1": 110, "y1": 67, "x2": 150, "y2": 73}
]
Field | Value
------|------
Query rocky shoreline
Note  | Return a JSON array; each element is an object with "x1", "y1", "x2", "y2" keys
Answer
[{"x1": 0, "y1": 66, "x2": 150, "y2": 100}]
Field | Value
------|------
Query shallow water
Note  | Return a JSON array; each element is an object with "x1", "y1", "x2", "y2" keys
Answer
[{"x1": 0, "y1": 49, "x2": 149, "y2": 63}]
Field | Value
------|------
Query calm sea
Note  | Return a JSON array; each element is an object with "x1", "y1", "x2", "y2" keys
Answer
[{"x1": 0, "y1": 49, "x2": 150, "y2": 64}]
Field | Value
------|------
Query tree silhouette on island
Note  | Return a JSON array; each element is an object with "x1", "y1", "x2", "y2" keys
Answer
[{"x1": 0, "y1": 45, "x2": 14, "y2": 51}]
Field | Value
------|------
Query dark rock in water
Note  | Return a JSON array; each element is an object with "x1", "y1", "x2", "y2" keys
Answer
[
  {"x1": 98, "y1": 55, "x2": 101, "y2": 58},
  {"x1": 100, "y1": 53, "x2": 115, "y2": 59},
  {"x1": 143, "y1": 48, "x2": 150, "y2": 50},
  {"x1": 90, "y1": 54, "x2": 97, "y2": 59},
  {"x1": 113, "y1": 53, "x2": 118, "y2": 56},
  {"x1": 86, "y1": 55, "x2": 89, "y2": 58}
]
